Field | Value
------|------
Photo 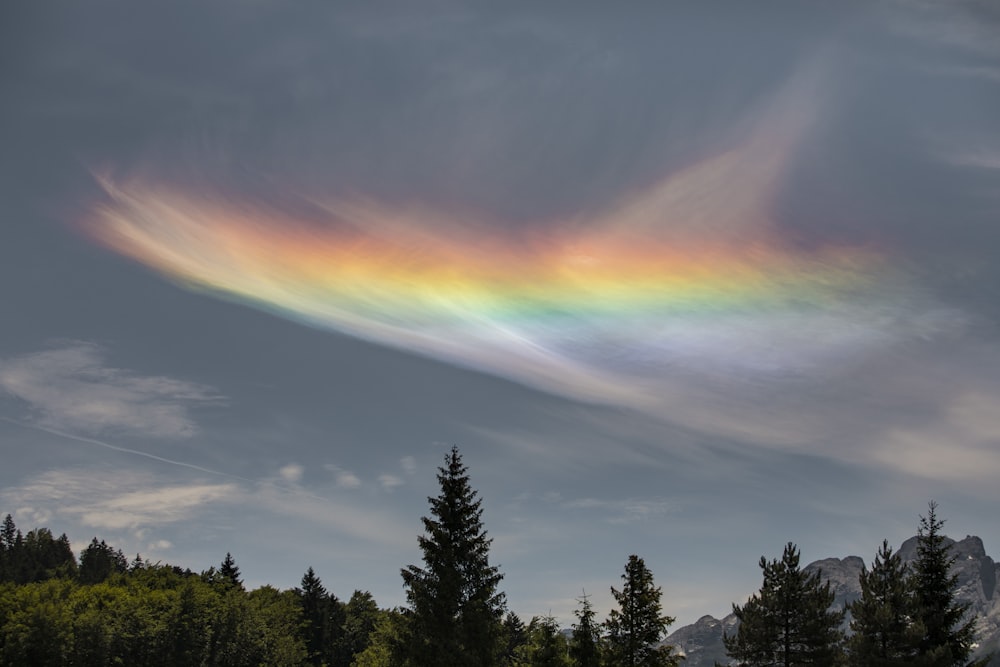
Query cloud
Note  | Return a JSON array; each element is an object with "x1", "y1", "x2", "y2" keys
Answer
[
  {"x1": 400, "y1": 456, "x2": 417, "y2": 475},
  {"x1": 279, "y1": 462, "x2": 304, "y2": 482},
  {"x1": 0, "y1": 343, "x2": 221, "y2": 438},
  {"x1": 0, "y1": 469, "x2": 239, "y2": 533},
  {"x1": 378, "y1": 474, "x2": 404, "y2": 491},
  {"x1": 0, "y1": 467, "x2": 413, "y2": 552},
  {"x1": 324, "y1": 464, "x2": 362, "y2": 489},
  {"x1": 560, "y1": 496, "x2": 679, "y2": 524},
  {"x1": 883, "y1": 0, "x2": 1000, "y2": 57},
  {"x1": 869, "y1": 391, "x2": 1000, "y2": 481},
  {"x1": 82, "y1": 68, "x2": 960, "y2": 448}
]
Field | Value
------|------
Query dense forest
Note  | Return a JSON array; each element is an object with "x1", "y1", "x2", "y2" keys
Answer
[{"x1": 0, "y1": 449, "x2": 984, "y2": 666}]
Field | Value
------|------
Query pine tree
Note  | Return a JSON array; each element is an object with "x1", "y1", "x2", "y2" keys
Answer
[
  {"x1": 604, "y1": 554, "x2": 680, "y2": 667},
  {"x1": 219, "y1": 551, "x2": 243, "y2": 589},
  {"x1": 401, "y1": 446, "x2": 507, "y2": 666},
  {"x1": 724, "y1": 542, "x2": 845, "y2": 667},
  {"x1": 0, "y1": 514, "x2": 20, "y2": 583},
  {"x1": 910, "y1": 502, "x2": 979, "y2": 666},
  {"x1": 299, "y1": 566, "x2": 332, "y2": 666},
  {"x1": 569, "y1": 591, "x2": 601, "y2": 667},
  {"x1": 848, "y1": 540, "x2": 922, "y2": 666}
]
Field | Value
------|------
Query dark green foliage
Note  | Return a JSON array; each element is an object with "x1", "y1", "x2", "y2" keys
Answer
[
  {"x1": 299, "y1": 566, "x2": 329, "y2": 665},
  {"x1": 911, "y1": 502, "x2": 980, "y2": 666},
  {"x1": 352, "y1": 608, "x2": 408, "y2": 667},
  {"x1": 848, "y1": 539, "x2": 922, "y2": 666},
  {"x1": 77, "y1": 537, "x2": 127, "y2": 585},
  {"x1": 335, "y1": 589, "x2": 380, "y2": 666},
  {"x1": 724, "y1": 542, "x2": 845, "y2": 667},
  {"x1": 604, "y1": 554, "x2": 680, "y2": 667},
  {"x1": 0, "y1": 517, "x2": 75, "y2": 585},
  {"x1": 401, "y1": 446, "x2": 507, "y2": 666},
  {"x1": 519, "y1": 614, "x2": 570, "y2": 666},
  {"x1": 0, "y1": 564, "x2": 307, "y2": 666},
  {"x1": 219, "y1": 551, "x2": 243, "y2": 589},
  {"x1": 570, "y1": 591, "x2": 602, "y2": 667},
  {"x1": 501, "y1": 611, "x2": 529, "y2": 666}
]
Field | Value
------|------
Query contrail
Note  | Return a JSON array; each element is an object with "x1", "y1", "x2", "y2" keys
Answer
[
  {"x1": 0, "y1": 416, "x2": 342, "y2": 504},
  {"x1": 0, "y1": 416, "x2": 255, "y2": 483}
]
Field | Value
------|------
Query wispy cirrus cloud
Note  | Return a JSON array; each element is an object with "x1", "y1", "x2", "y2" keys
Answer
[
  {"x1": 0, "y1": 342, "x2": 221, "y2": 438},
  {"x1": 0, "y1": 468, "x2": 238, "y2": 534},
  {"x1": 882, "y1": 0, "x2": 1000, "y2": 57}
]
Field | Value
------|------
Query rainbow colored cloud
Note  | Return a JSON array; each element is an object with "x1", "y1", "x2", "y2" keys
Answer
[{"x1": 83, "y1": 93, "x2": 937, "y2": 417}]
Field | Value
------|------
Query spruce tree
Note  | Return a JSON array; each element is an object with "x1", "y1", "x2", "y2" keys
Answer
[
  {"x1": 848, "y1": 540, "x2": 922, "y2": 666},
  {"x1": 219, "y1": 551, "x2": 243, "y2": 589},
  {"x1": 569, "y1": 590, "x2": 601, "y2": 667},
  {"x1": 604, "y1": 554, "x2": 680, "y2": 667},
  {"x1": 911, "y1": 502, "x2": 979, "y2": 666},
  {"x1": 401, "y1": 446, "x2": 507, "y2": 666},
  {"x1": 724, "y1": 542, "x2": 845, "y2": 666},
  {"x1": 299, "y1": 566, "x2": 333, "y2": 666}
]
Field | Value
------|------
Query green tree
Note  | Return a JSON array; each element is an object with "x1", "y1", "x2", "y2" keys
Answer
[
  {"x1": 848, "y1": 540, "x2": 922, "y2": 666},
  {"x1": 335, "y1": 590, "x2": 379, "y2": 667},
  {"x1": 299, "y1": 566, "x2": 344, "y2": 666},
  {"x1": 724, "y1": 542, "x2": 845, "y2": 667},
  {"x1": 78, "y1": 538, "x2": 127, "y2": 585},
  {"x1": 0, "y1": 516, "x2": 18, "y2": 583},
  {"x1": 400, "y1": 446, "x2": 507, "y2": 666},
  {"x1": 219, "y1": 552, "x2": 243, "y2": 589},
  {"x1": 351, "y1": 609, "x2": 408, "y2": 667},
  {"x1": 569, "y1": 591, "x2": 602, "y2": 667},
  {"x1": 517, "y1": 614, "x2": 570, "y2": 667},
  {"x1": 910, "y1": 502, "x2": 981, "y2": 666},
  {"x1": 499, "y1": 611, "x2": 528, "y2": 666},
  {"x1": 604, "y1": 554, "x2": 680, "y2": 667}
]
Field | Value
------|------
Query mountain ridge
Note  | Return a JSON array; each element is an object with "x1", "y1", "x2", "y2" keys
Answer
[{"x1": 666, "y1": 534, "x2": 1000, "y2": 666}]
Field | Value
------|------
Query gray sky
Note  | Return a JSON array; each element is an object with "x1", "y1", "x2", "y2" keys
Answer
[{"x1": 2, "y1": 0, "x2": 999, "y2": 628}]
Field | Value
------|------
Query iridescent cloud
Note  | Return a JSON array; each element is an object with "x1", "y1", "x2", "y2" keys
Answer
[{"x1": 84, "y1": 88, "x2": 941, "y2": 417}]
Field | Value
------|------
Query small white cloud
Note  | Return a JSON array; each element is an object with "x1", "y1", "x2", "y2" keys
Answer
[
  {"x1": 378, "y1": 474, "x2": 404, "y2": 490},
  {"x1": 279, "y1": 463, "x2": 304, "y2": 483},
  {"x1": 324, "y1": 464, "x2": 362, "y2": 489},
  {"x1": 148, "y1": 539, "x2": 172, "y2": 551},
  {"x1": 400, "y1": 456, "x2": 417, "y2": 475},
  {"x1": 0, "y1": 343, "x2": 221, "y2": 438}
]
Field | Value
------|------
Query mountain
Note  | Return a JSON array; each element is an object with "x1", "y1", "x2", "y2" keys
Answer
[{"x1": 666, "y1": 535, "x2": 1000, "y2": 666}]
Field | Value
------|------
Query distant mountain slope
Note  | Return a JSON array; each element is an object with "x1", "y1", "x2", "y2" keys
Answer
[{"x1": 667, "y1": 535, "x2": 1000, "y2": 666}]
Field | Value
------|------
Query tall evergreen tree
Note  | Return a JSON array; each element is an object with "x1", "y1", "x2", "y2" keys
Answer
[
  {"x1": 401, "y1": 446, "x2": 507, "y2": 667},
  {"x1": 724, "y1": 542, "x2": 845, "y2": 667},
  {"x1": 299, "y1": 566, "x2": 333, "y2": 666},
  {"x1": 848, "y1": 540, "x2": 922, "y2": 666},
  {"x1": 0, "y1": 514, "x2": 21, "y2": 583},
  {"x1": 219, "y1": 552, "x2": 243, "y2": 589},
  {"x1": 604, "y1": 554, "x2": 680, "y2": 667},
  {"x1": 569, "y1": 591, "x2": 601, "y2": 667},
  {"x1": 910, "y1": 502, "x2": 980, "y2": 666}
]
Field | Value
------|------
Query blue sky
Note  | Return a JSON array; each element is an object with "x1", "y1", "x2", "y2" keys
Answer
[{"x1": 2, "y1": 0, "x2": 999, "y2": 628}]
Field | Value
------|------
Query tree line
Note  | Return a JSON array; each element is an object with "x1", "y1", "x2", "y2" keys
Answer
[{"x1": 0, "y1": 448, "x2": 986, "y2": 666}]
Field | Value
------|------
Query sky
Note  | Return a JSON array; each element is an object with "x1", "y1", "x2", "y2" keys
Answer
[{"x1": 2, "y1": 0, "x2": 1000, "y2": 629}]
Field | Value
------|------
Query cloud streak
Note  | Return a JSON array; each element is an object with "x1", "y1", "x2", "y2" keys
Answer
[{"x1": 0, "y1": 343, "x2": 221, "y2": 438}]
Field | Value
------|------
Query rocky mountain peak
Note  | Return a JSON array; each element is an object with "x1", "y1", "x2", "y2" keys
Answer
[{"x1": 667, "y1": 534, "x2": 1000, "y2": 667}]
